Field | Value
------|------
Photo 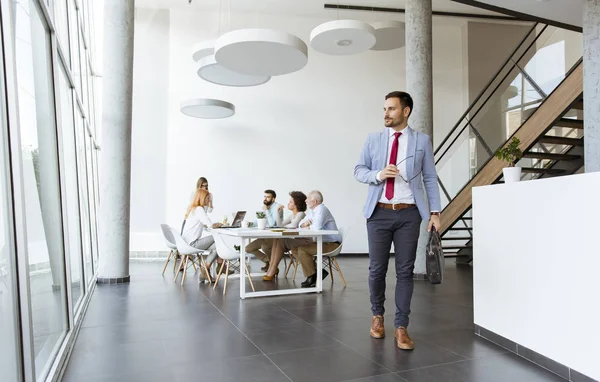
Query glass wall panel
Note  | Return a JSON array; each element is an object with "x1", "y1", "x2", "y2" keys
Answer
[
  {"x1": 0, "y1": 42, "x2": 20, "y2": 382},
  {"x1": 68, "y1": 0, "x2": 81, "y2": 96},
  {"x1": 54, "y1": 0, "x2": 69, "y2": 61},
  {"x1": 13, "y1": 1, "x2": 68, "y2": 378},
  {"x1": 57, "y1": 64, "x2": 83, "y2": 312},
  {"x1": 84, "y1": 133, "x2": 96, "y2": 280},
  {"x1": 75, "y1": 113, "x2": 92, "y2": 282}
]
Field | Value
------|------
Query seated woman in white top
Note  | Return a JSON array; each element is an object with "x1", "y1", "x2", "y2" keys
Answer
[
  {"x1": 182, "y1": 189, "x2": 222, "y2": 277},
  {"x1": 263, "y1": 191, "x2": 307, "y2": 281}
]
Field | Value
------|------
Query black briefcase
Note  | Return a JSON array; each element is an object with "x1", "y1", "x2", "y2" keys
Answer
[{"x1": 426, "y1": 227, "x2": 444, "y2": 284}]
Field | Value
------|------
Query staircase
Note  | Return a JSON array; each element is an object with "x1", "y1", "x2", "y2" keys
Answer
[{"x1": 433, "y1": 23, "x2": 583, "y2": 262}]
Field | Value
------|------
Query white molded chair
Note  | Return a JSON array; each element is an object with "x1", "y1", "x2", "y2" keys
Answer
[
  {"x1": 160, "y1": 224, "x2": 180, "y2": 276},
  {"x1": 319, "y1": 228, "x2": 347, "y2": 287},
  {"x1": 170, "y1": 227, "x2": 212, "y2": 286},
  {"x1": 285, "y1": 228, "x2": 346, "y2": 286},
  {"x1": 211, "y1": 232, "x2": 255, "y2": 295}
]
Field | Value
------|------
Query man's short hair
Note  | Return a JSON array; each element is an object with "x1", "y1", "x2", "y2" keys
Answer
[
  {"x1": 385, "y1": 91, "x2": 413, "y2": 117},
  {"x1": 264, "y1": 189, "x2": 276, "y2": 199},
  {"x1": 309, "y1": 190, "x2": 323, "y2": 204}
]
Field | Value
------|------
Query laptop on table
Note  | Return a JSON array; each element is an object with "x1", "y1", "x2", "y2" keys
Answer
[{"x1": 216, "y1": 211, "x2": 246, "y2": 228}]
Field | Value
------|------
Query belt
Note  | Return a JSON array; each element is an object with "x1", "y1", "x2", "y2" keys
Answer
[{"x1": 377, "y1": 202, "x2": 415, "y2": 211}]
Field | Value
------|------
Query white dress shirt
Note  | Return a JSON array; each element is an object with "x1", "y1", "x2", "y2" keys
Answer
[
  {"x1": 377, "y1": 127, "x2": 415, "y2": 204},
  {"x1": 298, "y1": 204, "x2": 342, "y2": 243},
  {"x1": 182, "y1": 207, "x2": 213, "y2": 244}
]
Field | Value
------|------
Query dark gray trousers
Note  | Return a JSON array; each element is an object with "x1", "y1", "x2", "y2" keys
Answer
[{"x1": 367, "y1": 206, "x2": 422, "y2": 328}]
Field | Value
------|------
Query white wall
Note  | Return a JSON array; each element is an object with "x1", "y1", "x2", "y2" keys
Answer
[
  {"x1": 472, "y1": 173, "x2": 600, "y2": 380},
  {"x1": 130, "y1": 8, "x2": 526, "y2": 253}
]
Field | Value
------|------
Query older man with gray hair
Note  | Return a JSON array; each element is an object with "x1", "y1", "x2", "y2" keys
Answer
[{"x1": 295, "y1": 190, "x2": 342, "y2": 288}]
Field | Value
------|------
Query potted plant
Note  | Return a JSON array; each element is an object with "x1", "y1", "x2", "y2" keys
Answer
[
  {"x1": 495, "y1": 137, "x2": 523, "y2": 183},
  {"x1": 256, "y1": 211, "x2": 267, "y2": 230}
]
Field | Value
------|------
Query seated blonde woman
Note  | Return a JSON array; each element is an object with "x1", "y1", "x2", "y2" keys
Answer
[
  {"x1": 263, "y1": 191, "x2": 310, "y2": 281},
  {"x1": 182, "y1": 189, "x2": 223, "y2": 279}
]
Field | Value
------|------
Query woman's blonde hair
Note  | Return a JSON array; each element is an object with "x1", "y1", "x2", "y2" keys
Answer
[{"x1": 185, "y1": 189, "x2": 209, "y2": 219}]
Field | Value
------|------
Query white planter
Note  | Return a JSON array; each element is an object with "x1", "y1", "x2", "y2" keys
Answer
[
  {"x1": 257, "y1": 218, "x2": 267, "y2": 230},
  {"x1": 503, "y1": 166, "x2": 522, "y2": 183}
]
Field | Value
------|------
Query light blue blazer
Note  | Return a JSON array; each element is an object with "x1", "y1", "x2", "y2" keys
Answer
[{"x1": 354, "y1": 127, "x2": 441, "y2": 220}]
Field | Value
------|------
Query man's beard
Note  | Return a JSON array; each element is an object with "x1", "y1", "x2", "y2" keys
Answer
[
  {"x1": 264, "y1": 200, "x2": 273, "y2": 206},
  {"x1": 385, "y1": 117, "x2": 403, "y2": 127}
]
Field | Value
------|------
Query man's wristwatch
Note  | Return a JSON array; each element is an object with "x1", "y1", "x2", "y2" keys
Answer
[{"x1": 430, "y1": 212, "x2": 440, "y2": 216}]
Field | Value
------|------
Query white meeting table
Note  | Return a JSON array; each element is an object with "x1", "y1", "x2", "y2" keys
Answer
[{"x1": 212, "y1": 228, "x2": 339, "y2": 299}]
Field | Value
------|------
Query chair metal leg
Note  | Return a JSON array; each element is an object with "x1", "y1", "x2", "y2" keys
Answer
[
  {"x1": 223, "y1": 261, "x2": 231, "y2": 295},
  {"x1": 213, "y1": 262, "x2": 225, "y2": 289},
  {"x1": 332, "y1": 258, "x2": 347, "y2": 287},
  {"x1": 181, "y1": 257, "x2": 189, "y2": 285},
  {"x1": 162, "y1": 250, "x2": 173, "y2": 276},
  {"x1": 292, "y1": 259, "x2": 299, "y2": 280},
  {"x1": 245, "y1": 262, "x2": 255, "y2": 292},
  {"x1": 172, "y1": 252, "x2": 180, "y2": 273},
  {"x1": 284, "y1": 256, "x2": 294, "y2": 277},
  {"x1": 328, "y1": 257, "x2": 334, "y2": 283},
  {"x1": 174, "y1": 255, "x2": 185, "y2": 282},
  {"x1": 202, "y1": 258, "x2": 213, "y2": 284}
]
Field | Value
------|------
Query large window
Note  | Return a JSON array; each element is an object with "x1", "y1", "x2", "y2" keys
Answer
[
  {"x1": 0, "y1": 40, "x2": 20, "y2": 382},
  {"x1": 57, "y1": 63, "x2": 84, "y2": 313},
  {"x1": 75, "y1": 112, "x2": 93, "y2": 283},
  {"x1": 0, "y1": 0, "x2": 101, "y2": 379},
  {"x1": 13, "y1": 0, "x2": 68, "y2": 378}
]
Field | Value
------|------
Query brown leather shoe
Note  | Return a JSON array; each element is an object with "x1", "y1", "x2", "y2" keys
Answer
[
  {"x1": 370, "y1": 315, "x2": 385, "y2": 339},
  {"x1": 394, "y1": 327, "x2": 415, "y2": 350}
]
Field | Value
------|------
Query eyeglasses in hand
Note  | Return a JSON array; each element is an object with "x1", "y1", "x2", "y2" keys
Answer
[{"x1": 394, "y1": 156, "x2": 422, "y2": 183}]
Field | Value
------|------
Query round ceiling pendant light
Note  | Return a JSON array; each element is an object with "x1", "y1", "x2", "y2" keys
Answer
[
  {"x1": 214, "y1": 29, "x2": 308, "y2": 76},
  {"x1": 192, "y1": 40, "x2": 216, "y2": 62},
  {"x1": 310, "y1": 20, "x2": 376, "y2": 55},
  {"x1": 370, "y1": 21, "x2": 406, "y2": 51},
  {"x1": 180, "y1": 99, "x2": 235, "y2": 119},
  {"x1": 197, "y1": 55, "x2": 271, "y2": 87}
]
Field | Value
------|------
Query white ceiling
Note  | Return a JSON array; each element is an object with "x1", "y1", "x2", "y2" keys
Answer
[
  {"x1": 473, "y1": 0, "x2": 583, "y2": 28},
  {"x1": 135, "y1": 0, "x2": 507, "y2": 19}
]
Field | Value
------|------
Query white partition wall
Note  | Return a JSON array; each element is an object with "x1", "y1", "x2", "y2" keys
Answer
[{"x1": 472, "y1": 173, "x2": 600, "y2": 381}]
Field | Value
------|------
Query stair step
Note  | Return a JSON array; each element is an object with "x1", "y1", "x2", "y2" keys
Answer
[
  {"x1": 522, "y1": 152, "x2": 581, "y2": 161},
  {"x1": 538, "y1": 136, "x2": 584, "y2": 146},
  {"x1": 554, "y1": 119, "x2": 583, "y2": 129},
  {"x1": 442, "y1": 237, "x2": 472, "y2": 240},
  {"x1": 444, "y1": 254, "x2": 471, "y2": 258},
  {"x1": 521, "y1": 167, "x2": 567, "y2": 175},
  {"x1": 442, "y1": 245, "x2": 472, "y2": 250},
  {"x1": 447, "y1": 227, "x2": 472, "y2": 231}
]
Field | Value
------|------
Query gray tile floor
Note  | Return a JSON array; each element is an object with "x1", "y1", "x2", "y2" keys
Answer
[{"x1": 62, "y1": 258, "x2": 566, "y2": 382}]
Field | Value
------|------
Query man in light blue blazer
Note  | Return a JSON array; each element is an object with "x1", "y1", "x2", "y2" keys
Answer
[{"x1": 354, "y1": 91, "x2": 441, "y2": 350}]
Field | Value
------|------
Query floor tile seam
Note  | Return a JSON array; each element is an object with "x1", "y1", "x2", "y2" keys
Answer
[
  {"x1": 63, "y1": 354, "x2": 270, "y2": 380},
  {"x1": 393, "y1": 357, "x2": 474, "y2": 374},
  {"x1": 262, "y1": 343, "x2": 341, "y2": 357},
  {"x1": 276, "y1": 305, "x2": 394, "y2": 374},
  {"x1": 410, "y1": 335, "x2": 474, "y2": 360},
  {"x1": 202, "y1": 295, "x2": 295, "y2": 382},
  {"x1": 341, "y1": 371, "x2": 409, "y2": 382}
]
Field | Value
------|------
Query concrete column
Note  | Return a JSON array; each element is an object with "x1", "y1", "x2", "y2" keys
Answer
[
  {"x1": 98, "y1": 0, "x2": 135, "y2": 283},
  {"x1": 406, "y1": 0, "x2": 433, "y2": 276},
  {"x1": 584, "y1": 0, "x2": 600, "y2": 172}
]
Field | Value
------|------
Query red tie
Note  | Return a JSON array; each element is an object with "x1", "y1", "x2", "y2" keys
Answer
[{"x1": 385, "y1": 132, "x2": 402, "y2": 200}]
